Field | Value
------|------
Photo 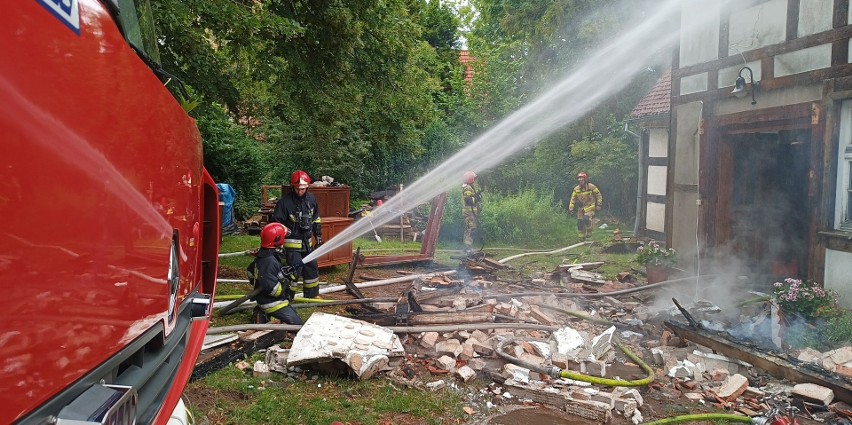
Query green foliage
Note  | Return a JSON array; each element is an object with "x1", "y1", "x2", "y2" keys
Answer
[
  {"x1": 636, "y1": 240, "x2": 677, "y2": 266},
  {"x1": 151, "y1": 0, "x2": 666, "y2": 225},
  {"x1": 822, "y1": 309, "x2": 852, "y2": 347},
  {"x1": 441, "y1": 187, "x2": 575, "y2": 248},
  {"x1": 196, "y1": 104, "x2": 266, "y2": 218}
]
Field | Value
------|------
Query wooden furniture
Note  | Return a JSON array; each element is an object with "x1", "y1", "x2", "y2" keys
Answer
[{"x1": 316, "y1": 217, "x2": 354, "y2": 268}]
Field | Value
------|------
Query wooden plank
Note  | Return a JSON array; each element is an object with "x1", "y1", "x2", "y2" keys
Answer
[
  {"x1": 408, "y1": 312, "x2": 493, "y2": 325},
  {"x1": 359, "y1": 193, "x2": 447, "y2": 268},
  {"x1": 419, "y1": 192, "x2": 447, "y2": 257},
  {"x1": 665, "y1": 320, "x2": 852, "y2": 404},
  {"x1": 342, "y1": 247, "x2": 365, "y2": 298}
]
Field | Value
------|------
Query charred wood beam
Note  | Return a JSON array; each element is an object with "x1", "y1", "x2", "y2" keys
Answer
[
  {"x1": 355, "y1": 311, "x2": 495, "y2": 327},
  {"x1": 665, "y1": 320, "x2": 852, "y2": 404},
  {"x1": 192, "y1": 329, "x2": 288, "y2": 381},
  {"x1": 343, "y1": 247, "x2": 365, "y2": 298}
]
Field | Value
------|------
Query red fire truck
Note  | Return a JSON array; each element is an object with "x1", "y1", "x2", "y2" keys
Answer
[{"x1": 1, "y1": 0, "x2": 219, "y2": 423}]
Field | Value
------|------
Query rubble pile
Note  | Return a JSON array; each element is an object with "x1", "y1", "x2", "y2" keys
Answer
[{"x1": 228, "y1": 256, "x2": 852, "y2": 424}]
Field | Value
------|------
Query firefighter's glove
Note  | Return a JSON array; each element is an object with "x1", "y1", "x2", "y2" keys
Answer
[
  {"x1": 276, "y1": 269, "x2": 293, "y2": 286},
  {"x1": 315, "y1": 236, "x2": 324, "y2": 248},
  {"x1": 281, "y1": 261, "x2": 302, "y2": 280},
  {"x1": 284, "y1": 286, "x2": 296, "y2": 302}
]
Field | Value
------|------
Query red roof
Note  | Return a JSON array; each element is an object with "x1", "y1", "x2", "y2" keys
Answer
[
  {"x1": 459, "y1": 50, "x2": 474, "y2": 82},
  {"x1": 629, "y1": 69, "x2": 671, "y2": 119}
]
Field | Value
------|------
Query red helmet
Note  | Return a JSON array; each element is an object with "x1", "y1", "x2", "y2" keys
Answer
[
  {"x1": 290, "y1": 170, "x2": 311, "y2": 189},
  {"x1": 577, "y1": 172, "x2": 588, "y2": 180},
  {"x1": 463, "y1": 171, "x2": 477, "y2": 185},
  {"x1": 260, "y1": 223, "x2": 289, "y2": 248}
]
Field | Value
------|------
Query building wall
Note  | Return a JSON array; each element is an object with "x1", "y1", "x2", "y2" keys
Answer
[
  {"x1": 728, "y1": 0, "x2": 787, "y2": 53},
  {"x1": 798, "y1": 0, "x2": 833, "y2": 37},
  {"x1": 825, "y1": 249, "x2": 852, "y2": 308},
  {"x1": 679, "y1": 1, "x2": 719, "y2": 67},
  {"x1": 670, "y1": 102, "x2": 702, "y2": 265},
  {"x1": 646, "y1": 127, "x2": 669, "y2": 235}
]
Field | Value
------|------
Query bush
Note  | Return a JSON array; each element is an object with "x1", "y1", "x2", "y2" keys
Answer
[
  {"x1": 440, "y1": 188, "x2": 575, "y2": 248},
  {"x1": 196, "y1": 103, "x2": 267, "y2": 219},
  {"x1": 823, "y1": 309, "x2": 852, "y2": 347}
]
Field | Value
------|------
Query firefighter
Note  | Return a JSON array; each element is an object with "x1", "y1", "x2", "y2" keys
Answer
[
  {"x1": 273, "y1": 170, "x2": 323, "y2": 298},
  {"x1": 462, "y1": 171, "x2": 482, "y2": 253},
  {"x1": 568, "y1": 171, "x2": 603, "y2": 241},
  {"x1": 248, "y1": 223, "x2": 303, "y2": 325}
]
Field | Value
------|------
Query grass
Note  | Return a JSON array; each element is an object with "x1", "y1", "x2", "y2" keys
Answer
[{"x1": 186, "y1": 359, "x2": 465, "y2": 425}]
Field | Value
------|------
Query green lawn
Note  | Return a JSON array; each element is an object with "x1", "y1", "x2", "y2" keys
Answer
[{"x1": 186, "y1": 359, "x2": 465, "y2": 425}]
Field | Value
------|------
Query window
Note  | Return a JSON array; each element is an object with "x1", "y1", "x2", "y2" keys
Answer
[
  {"x1": 117, "y1": 0, "x2": 161, "y2": 64},
  {"x1": 835, "y1": 100, "x2": 852, "y2": 230}
]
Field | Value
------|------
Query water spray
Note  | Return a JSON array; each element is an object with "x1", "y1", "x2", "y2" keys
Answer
[{"x1": 302, "y1": 0, "x2": 723, "y2": 264}]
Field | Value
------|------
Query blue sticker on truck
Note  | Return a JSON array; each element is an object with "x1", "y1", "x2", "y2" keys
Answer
[{"x1": 37, "y1": 0, "x2": 81, "y2": 35}]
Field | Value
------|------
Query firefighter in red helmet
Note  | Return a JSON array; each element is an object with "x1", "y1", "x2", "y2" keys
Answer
[
  {"x1": 273, "y1": 170, "x2": 323, "y2": 298},
  {"x1": 462, "y1": 171, "x2": 482, "y2": 253},
  {"x1": 247, "y1": 223, "x2": 303, "y2": 325},
  {"x1": 568, "y1": 172, "x2": 603, "y2": 241}
]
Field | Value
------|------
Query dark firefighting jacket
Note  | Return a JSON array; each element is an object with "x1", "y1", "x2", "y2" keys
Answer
[{"x1": 273, "y1": 191, "x2": 322, "y2": 251}]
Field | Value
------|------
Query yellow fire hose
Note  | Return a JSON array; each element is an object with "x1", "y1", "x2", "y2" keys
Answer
[
  {"x1": 642, "y1": 413, "x2": 753, "y2": 424},
  {"x1": 495, "y1": 337, "x2": 655, "y2": 387}
]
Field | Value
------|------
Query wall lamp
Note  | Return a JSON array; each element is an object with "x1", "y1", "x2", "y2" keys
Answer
[{"x1": 731, "y1": 66, "x2": 759, "y2": 105}]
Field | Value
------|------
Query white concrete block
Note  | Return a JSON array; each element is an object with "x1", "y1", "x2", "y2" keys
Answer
[
  {"x1": 457, "y1": 365, "x2": 477, "y2": 382},
  {"x1": 551, "y1": 326, "x2": 587, "y2": 360},
  {"x1": 287, "y1": 313, "x2": 403, "y2": 379}
]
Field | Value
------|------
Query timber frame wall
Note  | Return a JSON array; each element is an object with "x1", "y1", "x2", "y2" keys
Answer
[{"x1": 667, "y1": 0, "x2": 852, "y2": 284}]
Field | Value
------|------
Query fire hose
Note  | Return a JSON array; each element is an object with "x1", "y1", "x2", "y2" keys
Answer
[
  {"x1": 641, "y1": 413, "x2": 752, "y2": 424},
  {"x1": 495, "y1": 336, "x2": 655, "y2": 387}
]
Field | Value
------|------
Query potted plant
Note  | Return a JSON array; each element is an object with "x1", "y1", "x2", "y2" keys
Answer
[
  {"x1": 772, "y1": 278, "x2": 839, "y2": 348},
  {"x1": 636, "y1": 241, "x2": 677, "y2": 283},
  {"x1": 773, "y1": 278, "x2": 837, "y2": 319}
]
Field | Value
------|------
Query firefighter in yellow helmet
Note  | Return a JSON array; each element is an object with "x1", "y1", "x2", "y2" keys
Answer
[
  {"x1": 568, "y1": 172, "x2": 602, "y2": 241},
  {"x1": 462, "y1": 171, "x2": 481, "y2": 253}
]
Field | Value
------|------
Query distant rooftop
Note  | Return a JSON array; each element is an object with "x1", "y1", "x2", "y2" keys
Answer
[{"x1": 459, "y1": 50, "x2": 474, "y2": 82}]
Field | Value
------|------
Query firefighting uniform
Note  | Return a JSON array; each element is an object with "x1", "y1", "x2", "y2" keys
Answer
[
  {"x1": 273, "y1": 190, "x2": 322, "y2": 298},
  {"x1": 249, "y1": 248, "x2": 303, "y2": 325},
  {"x1": 462, "y1": 182, "x2": 481, "y2": 249},
  {"x1": 568, "y1": 183, "x2": 602, "y2": 241}
]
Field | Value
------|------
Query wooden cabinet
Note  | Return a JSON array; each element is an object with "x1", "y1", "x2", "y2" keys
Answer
[
  {"x1": 280, "y1": 185, "x2": 350, "y2": 217},
  {"x1": 316, "y1": 217, "x2": 353, "y2": 268},
  {"x1": 311, "y1": 186, "x2": 350, "y2": 217}
]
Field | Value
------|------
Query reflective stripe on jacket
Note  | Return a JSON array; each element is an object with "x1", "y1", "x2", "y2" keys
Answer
[
  {"x1": 259, "y1": 299, "x2": 290, "y2": 313},
  {"x1": 272, "y1": 191, "x2": 322, "y2": 250},
  {"x1": 462, "y1": 183, "x2": 480, "y2": 216},
  {"x1": 568, "y1": 183, "x2": 602, "y2": 215},
  {"x1": 252, "y1": 248, "x2": 290, "y2": 311}
]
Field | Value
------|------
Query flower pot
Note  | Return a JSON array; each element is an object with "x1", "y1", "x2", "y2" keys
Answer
[{"x1": 645, "y1": 264, "x2": 670, "y2": 284}]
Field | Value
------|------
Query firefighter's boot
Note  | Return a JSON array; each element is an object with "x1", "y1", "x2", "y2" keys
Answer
[{"x1": 252, "y1": 306, "x2": 269, "y2": 324}]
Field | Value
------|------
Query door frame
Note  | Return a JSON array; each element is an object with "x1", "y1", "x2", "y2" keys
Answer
[{"x1": 702, "y1": 103, "x2": 822, "y2": 275}]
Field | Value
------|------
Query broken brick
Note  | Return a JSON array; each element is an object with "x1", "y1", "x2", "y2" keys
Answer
[{"x1": 714, "y1": 374, "x2": 749, "y2": 401}]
